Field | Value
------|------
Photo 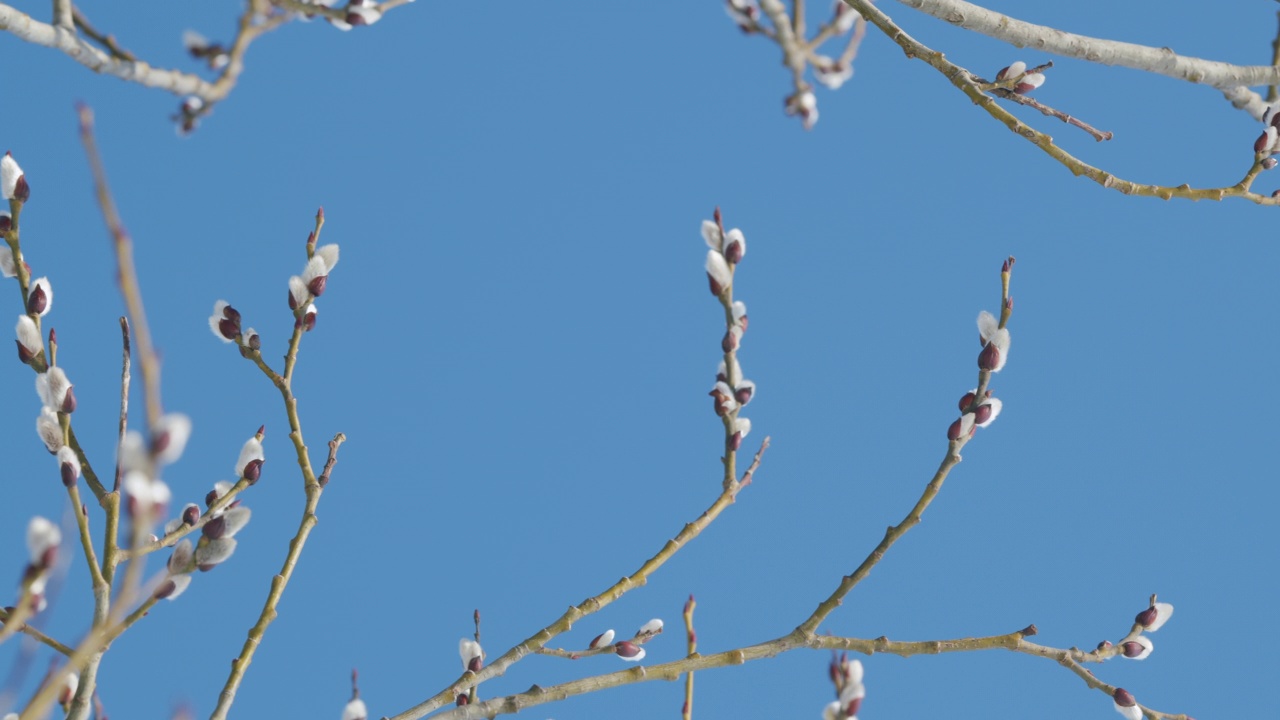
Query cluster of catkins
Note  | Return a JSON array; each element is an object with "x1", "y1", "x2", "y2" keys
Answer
[{"x1": 703, "y1": 211, "x2": 755, "y2": 453}]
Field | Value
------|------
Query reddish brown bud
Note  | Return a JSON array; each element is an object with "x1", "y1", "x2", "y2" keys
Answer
[
  {"x1": 217, "y1": 318, "x2": 238, "y2": 341},
  {"x1": 1265, "y1": 157, "x2": 1279, "y2": 170},
  {"x1": 61, "y1": 461, "x2": 78, "y2": 487},
  {"x1": 308, "y1": 275, "x2": 328, "y2": 297},
  {"x1": 1135, "y1": 606, "x2": 1157, "y2": 628},
  {"x1": 724, "y1": 239, "x2": 744, "y2": 264},
  {"x1": 958, "y1": 391, "x2": 976, "y2": 411},
  {"x1": 947, "y1": 417, "x2": 965, "y2": 440},
  {"x1": 456, "y1": 694, "x2": 469, "y2": 706},
  {"x1": 242, "y1": 459, "x2": 263, "y2": 484},
  {"x1": 1120, "y1": 641, "x2": 1144, "y2": 658},
  {"x1": 60, "y1": 386, "x2": 77, "y2": 413},
  {"x1": 1097, "y1": 640, "x2": 1113, "y2": 651},
  {"x1": 615, "y1": 641, "x2": 643, "y2": 659},
  {"x1": 26, "y1": 285, "x2": 47, "y2": 315},
  {"x1": 973, "y1": 402, "x2": 993, "y2": 426},
  {"x1": 0, "y1": 214, "x2": 10, "y2": 233},
  {"x1": 1256, "y1": 131, "x2": 1273, "y2": 153},
  {"x1": 721, "y1": 330, "x2": 738, "y2": 353},
  {"x1": 1113, "y1": 688, "x2": 1136, "y2": 707},
  {"x1": 13, "y1": 175, "x2": 29, "y2": 203},
  {"x1": 845, "y1": 698, "x2": 862, "y2": 717},
  {"x1": 978, "y1": 344, "x2": 1001, "y2": 371},
  {"x1": 16, "y1": 340, "x2": 34, "y2": 364},
  {"x1": 467, "y1": 656, "x2": 482, "y2": 673},
  {"x1": 183, "y1": 505, "x2": 201, "y2": 525},
  {"x1": 203, "y1": 516, "x2": 227, "y2": 540},
  {"x1": 154, "y1": 578, "x2": 179, "y2": 599},
  {"x1": 734, "y1": 385, "x2": 753, "y2": 405},
  {"x1": 707, "y1": 274, "x2": 725, "y2": 296}
]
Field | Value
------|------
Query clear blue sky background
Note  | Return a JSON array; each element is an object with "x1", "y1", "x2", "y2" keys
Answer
[{"x1": 0, "y1": 1, "x2": 1276, "y2": 718}]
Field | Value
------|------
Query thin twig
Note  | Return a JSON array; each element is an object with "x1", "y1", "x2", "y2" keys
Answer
[
  {"x1": 797, "y1": 259, "x2": 1013, "y2": 634},
  {"x1": 71, "y1": 7, "x2": 135, "y2": 60},
  {"x1": 387, "y1": 438, "x2": 770, "y2": 720},
  {"x1": 77, "y1": 104, "x2": 163, "y2": 430},
  {"x1": 681, "y1": 595, "x2": 697, "y2": 720},
  {"x1": 115, "y1": 317, "x2": 131, "y2": 492},
  {"x1": 0, "y1": 608, "x2": 72, "y2": 655},
  {"x1": 846, "y1": 0, "x2": 1280, "y2": 205},
  {"x1": 991, "y1": 87, "x2": 1114, "y2": 142},
  {"x1": 419, "y1": 628, "x2": 1192, "y2": 720}
]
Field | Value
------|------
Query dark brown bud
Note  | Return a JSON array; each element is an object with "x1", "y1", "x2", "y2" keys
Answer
[
  {"x1": 308, "y1": 275, "x2": 327, "y2": 297},
  {"x1": 16, "y1": 340, "x2": 35, "y2": 364},
  {"x1": 60, "y1": 386, "x2": 77, "y2": 414},
  {"x1": 26, "y1": 284, "x2": 47, "y2": 315},
  {"x1": 60, "y1": 460, "x2": 78, "y2": 487},
  {"x1": 0, "y1": 214, "x2": 10, "y2": 233},
  {"x1": 978, "y1": 343, "x2": 1001, "y2": 371},
  {"x1": 1135, "y1": 606, "x2": 1158, "y2": 628},
  {"x1": 467, "y1": 656, "x2": 482, "y2": 673},
  {"x1": 301, "y1": 311, "x2": 317, "y2": 332},
  {"x1": 734, "y1": 385, "x2": 753, "y2": 405},
  {"x1": 946, "y1": 417, "x2": 966, "y2": 440},
  {"x1": 615, "y1": 641, "x2": 643, "y2": 659},
  {"x1": 995, "y1": 65, "x2": 1011, "y2": 81},
  {"x1": 973, "y1": 402, "x2": 993, "y2": 426},
  {"x1": 217, "y1": 318, "x2": 239, "y2": 341},
  {"x1": 1120, "y1": 641, "x2": 1145, "y2": 658},
  {"x1": 707, "y1": 274, "x2": 725, "y2": 297},
  {"x1": 13, "y1": 175, "x2": 29, "y2": 203},
  {"x1": 721, "y1": 330, "x2": 738, "y2": 353},
  {"x1": 958, "y1": 391, "x2": 976, "y2": 411},
  {"x1": 723, "y1": 239, "x2": 744, "y2": 265},
  {"x1": 1113, "y1": 688, "x2": 1136, "y2": 707},
  {"x1": 183, "y1": 505, "x2": 201, "y2": 526},
  {"x1": 455, "y1": 694, "x2": 469, "y2": 706},
  {"x1": 154, "y1": 579, "x2": 179, "y2": 599},
  {"x1": 287, "y1": 287, "x2": 299, "y2": 310},
  {"x1": 242, "y1": 459, "x2": 263, "y2": 484},
  {"x1": 203, "y1": 516, "x2": 227, "y2": 540}
]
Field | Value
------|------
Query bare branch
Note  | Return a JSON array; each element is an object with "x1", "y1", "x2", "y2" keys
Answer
[{"x1": 890, "y1": 0, "x2": 1280, "y2": 88}]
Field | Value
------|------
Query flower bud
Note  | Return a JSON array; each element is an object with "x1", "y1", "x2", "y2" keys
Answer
[
  {"x1": 26, "y1": 277, "x2": 52, "y2": 316},
  {"x1": 1112, "y1": 688, "x2": 1141, "y2": 720},
  {"x1": 1120, "y1": 636, "x2": 1152, "y2": 660},
  {"x1": 722, "y1": 228, "x2": 746, "y2": 264},
  {"x1": 615, "y1": 640, "x2": 645, "y2": 661},
  {"x1": 58, "y1": 446, "x2": 81, "y2": 487},
  {"x1": 459, "y1": 638, "x2": 484, "y2": 672},
  {"x1": 1135, "y1": 601, "x2": 1174, "y2": 632},
  {"x1": 589, "y1": 629, "x2": 616, "y2": 650},
  {"x1": 208, "y1": 300, "x2": 240, "y2": 342},
  {"x1": 1, "y1": 153, "x2": 26, "y2": 201},
  {"x1": 1257, "y1": 126, "x2": 1278, "y2": 154},
  {"x1": 706, "y1": 251, "x2": 732, "y2": 296}
]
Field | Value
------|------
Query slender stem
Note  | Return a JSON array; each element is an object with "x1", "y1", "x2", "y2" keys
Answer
[
  {"x1": 681, "y1": 595, "x2": 697, "y2": 720},
  {"x1": 0, "y1": 608, "x2": 71, "y2": 655},
  {"x1": 388, "y1": 439, "x2": 770, "y2": 720},
  {"x1": 208, "y1": 437, "x2": 344, "y2": 720},
  {"x1": 846, "y1": 0, "x2": 1280, "y2": 205},
  {"x1": 77, "y1": 104, "x2": 163, "y2": 430},
  {"x1": 115, "y1": 317, "x2": 131, "y2": 492}
]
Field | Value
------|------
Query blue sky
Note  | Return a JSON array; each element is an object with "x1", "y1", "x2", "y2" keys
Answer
[{"x1": 0, "y1": 1, "x2": 1276, "y2": 718}]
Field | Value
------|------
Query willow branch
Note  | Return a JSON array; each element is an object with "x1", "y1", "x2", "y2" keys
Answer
[
  {"x1": 70, "y1": 7, "x2": 134, "y2": 60},
  {"x1": 848, "y1": 0, "x2": 1280, "y2": 205},
  {"x1": 420, "y1": 627, "x2": 1190, "y2": 720},
  {"x1": 0, "y1": 608, "x2": 72, "y2": 655},
  {"x1": 387, "y1": 439, "x2": 771, "y2": 720},
  {"x1": 889, "y1": 0, "x2": 1280, "y2": 88},
  {"x1": 78, "y1": 104, "x2": 163, "y2": 430},
  {"x1": 209, "y1": 435, "x2": 344, "y2": 720}
]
